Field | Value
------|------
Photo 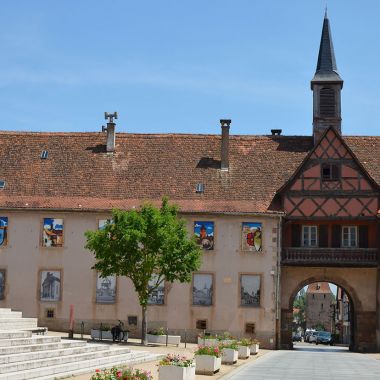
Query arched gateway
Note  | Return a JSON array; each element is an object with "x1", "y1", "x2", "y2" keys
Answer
[{"x1": 280, "y1": 268, "x2": 377, "y2": 352}]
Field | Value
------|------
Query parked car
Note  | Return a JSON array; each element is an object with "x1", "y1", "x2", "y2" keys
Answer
[
  {"x1": 316, "y1": 331, "x2": 334, "y2": 345},
  {"x1": 308, "y1": 331, "x2": 318, "y2": 343},
  {"x1": 304, "y1": 329, "x2": 315, "y2": 343},
  {"x1": 292, "y1": 333, "x2": 302, "y2": 342}
]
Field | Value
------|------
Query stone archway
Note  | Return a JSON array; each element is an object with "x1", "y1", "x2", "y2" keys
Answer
[{"x1": 280, "y1": 267, "x2": 378, "y2": 352}]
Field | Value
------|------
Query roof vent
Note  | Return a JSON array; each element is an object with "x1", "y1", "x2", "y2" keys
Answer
[
  {"x1": 271, "y1": 129, "x2": 282, "y2": 136},
  {"x1": 41, "y1": 150, "x2": 49, "y2": 159},
  {"x1": 0, "y1": 181, "x2": 5, "y2": 190},
  {"x1": 195, "y1": 183, "x2": 205, "y2": 193}
]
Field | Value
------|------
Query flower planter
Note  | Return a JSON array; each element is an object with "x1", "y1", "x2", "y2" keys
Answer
[
  {"x1": 221, "y1": 339, "x2": 236, "y2": 346},
  {"x1": 250, "y1": 343, "x2": 260, "y2": 355},
  {"x1": 195, "y1": 355, "x2": 221, "y2": 375},
  {"x1": 197, "y1": 337, "x2": 218, "y2": 347},
  {"x1": 159, "y1": 365, "x2": 195, "y2": 380},
  {"x1": 147, "y1": 333, "x2": 181, "y2": 346},
  {"x1": 222, "y1": 348, "x2": 238, "y2": 364},
  {"x1": 90, "y1": 329, "x2": 128, "y2": 342},
  {"x1": 238, "y1": 346, "x2": 250, "y2": 359}
]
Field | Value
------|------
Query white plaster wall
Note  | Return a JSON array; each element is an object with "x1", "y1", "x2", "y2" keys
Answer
[{"x1": 0, "y1": 211, "x2": 279, "y2": 347}]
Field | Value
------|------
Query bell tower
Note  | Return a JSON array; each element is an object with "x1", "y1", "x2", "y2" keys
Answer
[{"x1": 311, "y1": 11, "x2": 343, "y2": 144}]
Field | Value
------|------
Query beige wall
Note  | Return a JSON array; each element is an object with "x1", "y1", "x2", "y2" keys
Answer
[{"x1": 0, "y1": 211, "x2": 280, "y2": 348}]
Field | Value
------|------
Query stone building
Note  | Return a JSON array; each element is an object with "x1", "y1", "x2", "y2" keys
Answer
[
  {"x1": 0, "y1": 12, "x2": 378, "y2": 352},
  {"x1": 305, "y1": 282, "x2": 334, "y2": 331}
]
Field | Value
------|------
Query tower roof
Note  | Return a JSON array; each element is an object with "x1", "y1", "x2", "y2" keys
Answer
[
  {"x1": 312, "y1": 11, "x2": 343, "y2": 84},
  {"x1": 307, "y1": 282, "x2": 332, "y2": 294}
]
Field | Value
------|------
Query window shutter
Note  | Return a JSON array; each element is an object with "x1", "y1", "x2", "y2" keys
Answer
[
  {"x1": 291, "y1": 224, "x2": 301, "y2": 247},
  {"x1": 332, "y1": 225, "x2": 341, "y2": 248},
  {"x1": 359, "y1": 225, "x2": 369, "y2": 248},
  {"x1": 331, "y1": 165, "x2": 340, "y2": 180},
  {"x1": 319, "y1": 225, "x2": 328, "y2": 247}
]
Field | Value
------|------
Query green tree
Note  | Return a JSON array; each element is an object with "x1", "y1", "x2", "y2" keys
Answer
[
  {"x1": 293, "y1": 288, "x2": 306, "y2": 332},
  {"x1": 85, "y1": 198, "x2": 202, "y2": 344}
]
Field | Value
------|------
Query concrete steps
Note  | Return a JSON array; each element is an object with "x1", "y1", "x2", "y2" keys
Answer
[{"x1": 0, "y1": 308, "x2": 162, "y2": 379}]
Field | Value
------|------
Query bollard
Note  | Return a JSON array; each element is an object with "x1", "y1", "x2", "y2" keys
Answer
[
  {"x1": 166, "y1": 328, "x2": 169, "y2": 347},
  {"x1": 81, "y1": 321, "x2": 84, "y2": 340},
  {"x1": 185, "y1": 330, "x2": 187, "y2": 348},
  {"x1": 203, "y1": 329, "x2": 206, "y2": 345},
  {"x1": 100, "y1": 323, "x2": 103, "y2": 341}
]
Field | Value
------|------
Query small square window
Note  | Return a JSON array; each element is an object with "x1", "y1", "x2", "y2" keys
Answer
[
  {"x1": 322, "y1": 164, "x2": 340, "y2": 180},
  {"x1": 46, "y1": 308, "x2": 55, "y2": 318},
  {"x1": 302, "y1": 226, "x2": 318, "y2": 247},
  {"x1": 196, "y1": 319, "x2": 207, "y2": 330},
  {"x1": 245, "y1": 323, "x2": 255, "y2": 334}
]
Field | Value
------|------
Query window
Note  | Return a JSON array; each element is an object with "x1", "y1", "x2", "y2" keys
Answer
[
  {"x1": 46, "y1": 308, "x2": 55, "y2": 318},
  {"x1": 322, "y1": 164, "x2": 340, "y2": 180},
  {"x1": 196, "y1": 319, "x2": 207, "y2": 330},
  {"x1": 302, "y1": 226, "x2": 318, "y2": 247},
  {"x1": 342, "y1": 226, "x2": 357, "y2": 247},
  {"x1": 245, "y1": 323, "x2": 256, "y2": 334}
]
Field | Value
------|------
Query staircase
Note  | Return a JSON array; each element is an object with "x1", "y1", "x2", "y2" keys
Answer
[{"x1": 0, "y1": 308, "x2": 162, "y2": 380}]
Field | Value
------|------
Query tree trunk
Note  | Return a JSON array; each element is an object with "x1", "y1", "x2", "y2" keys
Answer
[{"x1": 141, "y1": 305, "x2": 147, "y2": 345}]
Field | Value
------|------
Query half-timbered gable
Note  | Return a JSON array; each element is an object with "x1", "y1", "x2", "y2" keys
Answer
[{"x1": 282, "y1": 127, "x2": 379, "y2": 220}]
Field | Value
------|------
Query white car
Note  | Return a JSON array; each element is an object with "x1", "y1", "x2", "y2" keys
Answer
[{"x1": 309, "y1": 331, "x2": 318, "y2": 343}]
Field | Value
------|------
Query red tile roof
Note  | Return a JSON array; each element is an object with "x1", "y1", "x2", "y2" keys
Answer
[
  {"x1": 0, "y1": 131, "x2": 378, "y2": 213},
  {"x1": 307, "y1": 282, "x2": 332, "y2": 294}
]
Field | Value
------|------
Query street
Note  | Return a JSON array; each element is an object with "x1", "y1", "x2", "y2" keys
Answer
[{"x1": 224, "y1": 343, "x2": 380, "y2": 380}]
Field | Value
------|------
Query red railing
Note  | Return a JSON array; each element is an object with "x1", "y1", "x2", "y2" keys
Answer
[{"x1": 281, "y1": 248, "x2": 378, "y2": 267}]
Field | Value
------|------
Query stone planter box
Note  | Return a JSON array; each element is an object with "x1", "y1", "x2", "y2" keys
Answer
[
  {"x1": 197, "y1": 337, "x2": 219, "y2": 347},
  {"x1": 159, "y1": 365, "x2": 195, "y2": 380},
  {"x1": 90, "y1": 329, "x2": 129, "y2": 342},
  {"x1": 238, "y1": 346, "x2": 250, "y2": 359},
  {"x1": 147, "y1": 333, "x2": 180, "y2": 346},
  {"x1": 222, "y1": 348, "x2": 238, "y2": 364},
  {"x1": 250, "y1": 343, "x2": 259, "y2": 355},
  {"x1": 195, "y1": 355, "x2": 221, "y2": 375}
]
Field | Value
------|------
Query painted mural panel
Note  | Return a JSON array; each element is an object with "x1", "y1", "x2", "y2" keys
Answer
[
  {"x1": 98, "y1": 219, "x2": 112, "y2": 230},
  {"x1": 0, "y1": 270, "x2": 5, "y2": 300},
  {"x1": 240, "y1": 274, "x2": 261, "y2": 307},
  {"x1": 0, "y1": 217, "x2": 8, "y2": 247},
  {"x1": 96, "y1": 273, "x2": 116, "y2": 304},
  {"x1": 40, "y1": 271, "x2": 61, "y2": 301},
  {"x1": 194, "y1": 222, "x2": 214, "y2": 250},
  {"x1": 241, "y1": 222, "x2": 262, "y2": 252},
  {"x1": 193, "y1": 274, "x2": 213, "y2": 306},
  {"x1": 147, "y1": 274, "x2": 165, "y2": 305},
  {"x1": 42, "y1": 218, "x2": 64, "y2": 247}
]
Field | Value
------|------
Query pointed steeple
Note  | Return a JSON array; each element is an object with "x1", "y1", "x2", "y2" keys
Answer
[
  {"x1": 312, "y1": 10, "x2": 343, "y2": 83},
  {"x1": 311, "y1": 12, "x2": 343, "y2": 144}
]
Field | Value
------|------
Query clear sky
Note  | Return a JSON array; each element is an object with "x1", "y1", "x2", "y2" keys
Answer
[{"x1": 1, "y1": 0, "x2": 379, "y2": 136}]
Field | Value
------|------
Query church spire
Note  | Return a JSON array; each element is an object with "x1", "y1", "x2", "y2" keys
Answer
[
  {"x1": 311, "y1": 12, "x2": 343, "y2": 144},
  {"x1": 312, "y1": 9, "x2": 342, "y2": 82}
]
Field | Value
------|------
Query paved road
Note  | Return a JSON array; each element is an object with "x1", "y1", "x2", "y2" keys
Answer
[{"x1": 224, "y1": 344, "x2": 380, "y2": 380}]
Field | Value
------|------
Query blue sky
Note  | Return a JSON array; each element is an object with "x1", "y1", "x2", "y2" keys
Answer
[{"x1": 1, "y1": 1, "x2": 379, "y2": 136}]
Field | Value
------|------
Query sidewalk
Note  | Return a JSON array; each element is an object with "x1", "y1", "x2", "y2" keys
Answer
[{"x1": 47, "y1": 331, "x2": 269, "y2": 380}]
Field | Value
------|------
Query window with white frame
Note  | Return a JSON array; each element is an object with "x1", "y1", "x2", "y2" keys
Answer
[
  {"x1": 342, "y1": 226, "x2": 357, "y2": 247},
  {"x1": 302, "y1": 226, "x2": 318, "y2": 247}
]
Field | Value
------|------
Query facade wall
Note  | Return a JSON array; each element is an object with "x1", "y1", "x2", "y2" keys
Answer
[
  {"x1": 305, "y1": 291, "x2": 334, "y2": 331},
  {"x1": 0, "y1": 210, "x2": 279, "y2": 348}
]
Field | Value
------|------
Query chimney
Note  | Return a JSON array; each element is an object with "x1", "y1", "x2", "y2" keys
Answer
[
  {"x1": 220, "y1": 119, "x2": 231, "y2": 171},
  {"x1": 103, "y1": 112, "x2": 118, "y2": 152},
  {"x1": 271, "y1": 129, "x2": 282, "y2": 136}
]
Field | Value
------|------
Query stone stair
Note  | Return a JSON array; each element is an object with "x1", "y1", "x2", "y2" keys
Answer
[{"x1": 0, "y1": 309, "x2": 162, "y2": 380}]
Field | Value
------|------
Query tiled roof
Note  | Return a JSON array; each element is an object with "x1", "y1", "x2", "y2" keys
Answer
[
  {"x1": 307, "y1": 282, "x2": 332, "y2": 294},
  {"x1": 0, "y1": 131, "x2": 378, "y2": 213}
]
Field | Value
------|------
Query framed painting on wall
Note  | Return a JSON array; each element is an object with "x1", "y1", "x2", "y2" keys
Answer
[
  {"x1": 240, "y1": 274, "x2": 261, "y2": 307},
  {"x1": 241, "y1": 222, "x2": 262, "y2": 252},
  {"x1": 147, "y1": 274, "x2": 165, "y2": 305},
  {"x1": 40, "y1": 271, "x2": 61, "y2": 301},
  {"x1": 193, "y1": 273, "x2": 213, "y2": 306},
  {"x1": 96, "y1": 273, "x2": 116, "y2": 304},
  {"x1": 0, "y1": 217, "x2": 8, "y2": 247},
  {"x1": 194, "y1": 221, "x2": 214, "y2": 250},
  {"x1": 42, "y1": 218, "x2": 64, "y2": 247}
]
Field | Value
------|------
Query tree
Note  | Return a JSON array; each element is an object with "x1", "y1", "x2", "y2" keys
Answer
[
  {"x1": 85, "y1": 198, "x2": 202, "y2": 344},
  {"x1": 293, "y1": 288, "x2": 306, "y2": 333}
]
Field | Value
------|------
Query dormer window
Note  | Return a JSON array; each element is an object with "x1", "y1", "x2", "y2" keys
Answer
[{"x1": 322, "y1": 163, "x2": 340, "y2": 180}]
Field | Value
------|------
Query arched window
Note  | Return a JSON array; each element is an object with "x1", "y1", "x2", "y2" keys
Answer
[{"x1": 320, "y1": 87, "x2": 335, "y2": 117}]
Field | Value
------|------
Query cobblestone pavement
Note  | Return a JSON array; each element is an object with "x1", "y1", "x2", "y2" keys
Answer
[{"x1": 222, "y1": 344, "x2": 380, "y2": 380}]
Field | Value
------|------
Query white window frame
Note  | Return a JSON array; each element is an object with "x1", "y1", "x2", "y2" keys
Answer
[
  {"x1": 302, "y1": 225, "x2": 318, "y2": 247},
  {"x1": 342, "y1": 226, "x2": 358, "y2": 248}
]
